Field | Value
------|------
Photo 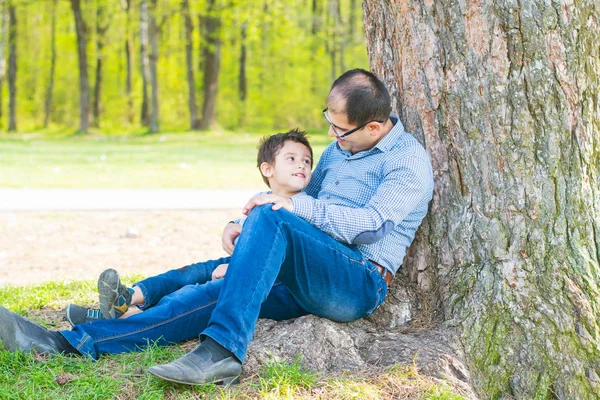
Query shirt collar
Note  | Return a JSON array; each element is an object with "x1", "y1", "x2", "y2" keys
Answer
[{"x1": 371, "y1": 115, "x2": 404, "y2": 153}]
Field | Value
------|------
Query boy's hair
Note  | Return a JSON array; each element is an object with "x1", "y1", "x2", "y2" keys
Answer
[{"x1": 257, "y1": 129, "x2": 313, "y2": 187}]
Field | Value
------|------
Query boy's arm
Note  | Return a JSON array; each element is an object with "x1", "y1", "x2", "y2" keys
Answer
[
  {"x1": 222, "y1": 222, "x2": 242, "y2": 255},
  {"x1": 222, "y1": 190, "x2": 269, "y2": 254}
]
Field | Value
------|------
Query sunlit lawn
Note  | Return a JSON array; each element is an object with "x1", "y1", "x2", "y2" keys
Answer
[
  {"x1": 0, "y1": 130, "x2": 330, "y2": 189},
  {"x1": 0, "y1": 278, "x2": 465, "y2": 399}
]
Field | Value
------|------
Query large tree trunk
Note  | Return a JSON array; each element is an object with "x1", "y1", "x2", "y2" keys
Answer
[
  {"x1": 198, "y1": 0, "x2": 220, "y2": 131},
  {"x1": 182, "y1": 0, "x2": 199, "y2": 130},
  {"x1": 92, "y1": 2, "x2": 109, "y2": 128},
  {"x1": 7, "y1": 0, "x2": 15, "y2": 131},
  {"x1": 363, "y1": 0, "x2": 600, "y2": 398},
  {"x1": 70, "y1": 0, "x2": 90, "y2": 134},
  {"x1": 43, "y1": 0, "x2": 58, "y2": 128}
]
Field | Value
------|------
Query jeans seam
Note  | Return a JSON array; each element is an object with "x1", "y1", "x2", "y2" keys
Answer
[
  {"x1": 95, "y1": 300, "x2": 218, "y2": 343},
  {"x1": 76, "y1": 334, "x2": 92, "y2": 352}
]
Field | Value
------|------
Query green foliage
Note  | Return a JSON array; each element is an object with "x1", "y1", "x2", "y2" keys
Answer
[{"x1": 1, "y1": 0, "x2": 368, "y2": 132}]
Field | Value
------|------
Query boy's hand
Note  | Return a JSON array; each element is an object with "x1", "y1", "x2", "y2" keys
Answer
[
  {"x1": 212, "y1": 263, "x2": 229, "y2": 280},
  {"x1": 222, "y1": 222, "x2": 241, "y2": 255},
  {"x1": 243, "y1": 194, "x2": 293, "y2": 215}
]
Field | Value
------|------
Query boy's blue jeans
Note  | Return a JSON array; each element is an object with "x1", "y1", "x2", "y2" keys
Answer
[{"x1": 61, "y1": 205, "x2": 388, "y2": 361}]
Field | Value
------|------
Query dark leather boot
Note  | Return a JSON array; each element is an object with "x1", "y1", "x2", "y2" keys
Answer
[
  {"x1": 0, "y1": 306, "x2": 74, "y2": 355},
  {"x1": 148, "y1": 342, "x2": 242, "y2": 386}
]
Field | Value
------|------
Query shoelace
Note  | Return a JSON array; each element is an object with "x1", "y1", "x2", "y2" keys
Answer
[{"x1": 86, "y1": 309, "x2": 103, "y2": 319}]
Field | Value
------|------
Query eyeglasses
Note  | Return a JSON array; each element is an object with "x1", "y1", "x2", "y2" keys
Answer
[{"x1": 322, "y1": 108, "x2": 385, "y2": 139}]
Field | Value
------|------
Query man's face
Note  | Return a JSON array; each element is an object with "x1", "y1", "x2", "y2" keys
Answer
[
  {"x1": 325, "y1": 100, "x2": 378, "y2": 154},
  {"x1": 262, "y1": 141, "x2": 312, "y2": 197}
]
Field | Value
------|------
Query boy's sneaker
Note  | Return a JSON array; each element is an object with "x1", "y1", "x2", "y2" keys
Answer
[
  {"x1": 98, "y1": 268, "x2": 132, "y2": 319},
  {"x1": 65, "y1": 304, "x2": 103, "y2": 326}
]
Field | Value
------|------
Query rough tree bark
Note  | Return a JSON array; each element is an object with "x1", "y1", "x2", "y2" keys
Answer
[
  {"x1": 198, "y1": 0, "x2": 220, "y2": 131},
  {"x1": 7, "y1": 0, "x2": 15, "y2": 131},
  {"x1": 361, "y1": 0, "x2": 600, "y2": 399},
  {"x1": 70, "y1": 0, "x2": 90, "y2": 134},
  {"x1": 43, "y1": 0, "x2": 58, "y2": 128},
  {"x1": 182, "y1": 0, "x2": 199, "y2": 130}
]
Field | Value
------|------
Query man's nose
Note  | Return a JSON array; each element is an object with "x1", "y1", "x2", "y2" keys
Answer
[{"x1": 327, "y1": 125, "x2": 337, "y2": 138}]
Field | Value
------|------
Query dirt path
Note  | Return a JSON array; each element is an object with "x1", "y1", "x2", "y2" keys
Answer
[{"x1": 0, "y1": 210, "x2": 240, "y2": 286}]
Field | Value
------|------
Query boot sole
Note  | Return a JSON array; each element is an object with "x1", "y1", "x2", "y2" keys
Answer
[{"x1": 147, "y1": 367, "x2": 240, "y2": 386}]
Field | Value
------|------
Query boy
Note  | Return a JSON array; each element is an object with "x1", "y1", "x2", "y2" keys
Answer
[{"x1": 65, "y1": 128, "x2": 313, "y2": 326}]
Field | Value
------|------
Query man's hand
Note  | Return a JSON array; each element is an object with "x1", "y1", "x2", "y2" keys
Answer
[
  {"x1": 211, "y1": 263, "x2": 229, "y2": 280},
  {"x1": 242, "y1": 194, "x2": 294, "y2": 215},
  {"x1": 222, "y1": 222, "x2": 242, "y2": 255}
]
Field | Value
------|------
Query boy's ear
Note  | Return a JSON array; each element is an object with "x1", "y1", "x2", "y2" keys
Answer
[{"x1": 260, "y1": 162, "x2": 272, "y2": 178}]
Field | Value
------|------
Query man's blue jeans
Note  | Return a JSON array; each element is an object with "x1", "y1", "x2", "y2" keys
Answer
[{"x1": 60, "y1": 206, "x2": 387, "y2": 361}]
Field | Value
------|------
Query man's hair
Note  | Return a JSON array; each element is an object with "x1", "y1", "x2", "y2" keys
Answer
[
  {"x1": 257, "y1": 128, "x2": 313, "y2": 187},
  {"x1": 328, "y1": 68, "x2": 391, "y2": 126}
]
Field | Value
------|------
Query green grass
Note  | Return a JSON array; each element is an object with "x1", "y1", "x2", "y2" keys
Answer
[
  {"x1": 0, "y1": 279, "x2": 466, "y2": 399},
  {"x1": 0, "y1": 130, "x2": 331, "y2": 189}
]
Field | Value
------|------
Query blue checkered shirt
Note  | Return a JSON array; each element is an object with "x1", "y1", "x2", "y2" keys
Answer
[{"x1": 292, "y1": 116, "x2": 434, "y2": 275}]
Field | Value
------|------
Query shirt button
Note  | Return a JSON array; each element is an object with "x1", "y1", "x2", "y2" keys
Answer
[
  {"x1": 326, "y1": 196, "x2": 331, "y2": 199},
  {"x1": 335, "y1": 181, "x2": 339, "y2": 185}
]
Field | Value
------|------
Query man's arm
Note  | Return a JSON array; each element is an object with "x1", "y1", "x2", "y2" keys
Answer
[{"x1": 292, "y1": 156, "x2": 434, "y2": 245}]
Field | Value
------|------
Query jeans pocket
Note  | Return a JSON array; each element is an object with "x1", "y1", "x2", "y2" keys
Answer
[{"x1": 365, "y1": 283, "x2": 387, "y2": 317}]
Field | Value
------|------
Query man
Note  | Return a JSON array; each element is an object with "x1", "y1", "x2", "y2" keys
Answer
[
  {"x1": 147, "y1": 68, "x2": 434, "y2": 385},
  {"x1": 0, "y1": 69, "x2": 433, "y2": 387}
]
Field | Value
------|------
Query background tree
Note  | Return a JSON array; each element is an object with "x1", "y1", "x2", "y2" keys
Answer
[
  {"x1": 69, "y1": 0, "x2": 90, "y2": 134},
  {"x1": 140, "y1": 0, "x2": 150, "y2": 127},
  {"x1": 121, "y1": 0, "x2": 134, "y2": 124},
  {"x1": 43, "y1": 0, "x2": 58, "y2": 128},
  {"x1": 182, "y1": 0, "x2": 198, "y2": 130},
  {"x1": 147, "y1": 0, "x2": 159, "y2": 132},
  {"x1": 361, "y1": 0, "x2": 600, "y2": 398},
  {"x1": 0, "y1": 0, "x2": 7, "y2": 124},
  {"x1": 92, "y1": 1, "x2": 110, "y2": 128},
  {"x1": 7, "y1": 0, "x2": 16, "y2": 131},
  {"x1": 198, "y1": 0, "x2": 221, "y2": 130}
]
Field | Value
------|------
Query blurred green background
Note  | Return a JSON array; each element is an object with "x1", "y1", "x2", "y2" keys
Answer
[{"x1": 0, "y1": 0, "x2": 367, "y2": 133}]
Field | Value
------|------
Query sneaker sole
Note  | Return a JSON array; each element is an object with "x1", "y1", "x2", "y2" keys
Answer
[
  {"x1": 98, "y1": 269, "x2": 121, "y2": 319},
  {"x1": 65, "y1": 305, "x2": 76, "y2": 327}
]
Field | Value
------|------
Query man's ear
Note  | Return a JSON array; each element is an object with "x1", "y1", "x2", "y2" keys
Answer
[
  {"x1": 260, "y1": 162, "x2": 272, "y2": 178},
  {"x1": 367, "y1": 121, "x2": 381, "y2": 136}
]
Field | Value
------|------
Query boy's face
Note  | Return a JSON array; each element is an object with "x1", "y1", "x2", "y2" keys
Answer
[{"x1": 261, "y1": 140, "x2": 312, "y2": 197}]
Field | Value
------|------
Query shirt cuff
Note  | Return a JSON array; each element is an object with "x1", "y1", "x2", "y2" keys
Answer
[{"x1": 291, "y1": 194, "x2": 314, "y2": 222}]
